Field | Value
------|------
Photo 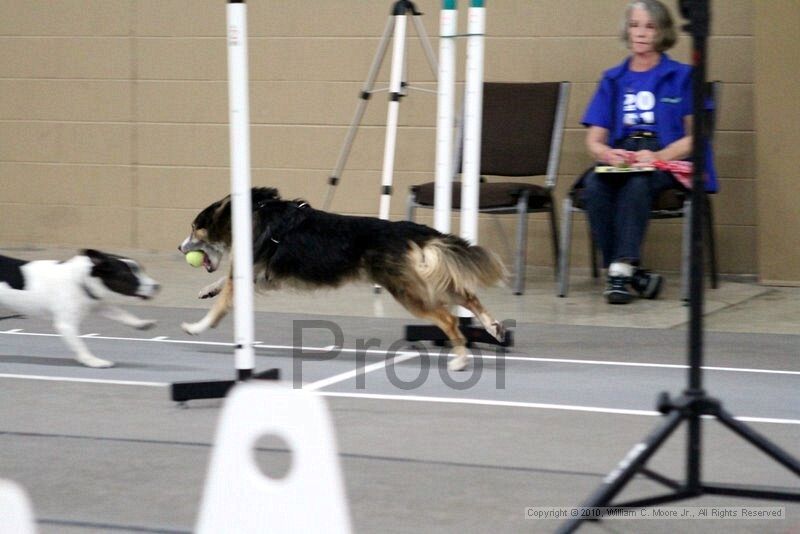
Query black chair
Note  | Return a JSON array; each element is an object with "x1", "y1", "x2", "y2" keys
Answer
[
  {"x1": 557, "y1": 82, "x2": 721, "y2": 299},
  {"x1": 407, "y1": 81, "x2": 570, "y2": 295}
]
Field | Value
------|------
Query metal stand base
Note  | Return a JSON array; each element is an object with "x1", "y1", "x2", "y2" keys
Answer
[
  {"x1": 557, "y1": 391, "x2": 800, "y2": 533},
  {"x1": 405, "y1": 316, "x2": 514, "y2": 349},
  {"x1": 171, "y1": 368, "x2": 280, "y2": 403}
]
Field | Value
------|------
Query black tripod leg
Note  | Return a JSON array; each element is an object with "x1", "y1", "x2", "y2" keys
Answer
[
  {"x1": 557, "y1": 409, "x2": 684, "y2": 534},
  {"x1": 704, "y1": 195, "x2": 719, "y2": 288},
  {"x1": 715, "y1": 407, "x2": 800, "y2": 477}
]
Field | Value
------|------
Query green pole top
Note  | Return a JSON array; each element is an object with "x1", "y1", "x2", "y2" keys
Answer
[
  {"x1": 470, "y1": 0, "x2": 484, "y2": 6},
  {"x1": 442, "y1": 0, "x2": 456, "y2": 9}
]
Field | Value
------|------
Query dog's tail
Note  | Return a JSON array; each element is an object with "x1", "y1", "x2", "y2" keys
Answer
[{"x1": 410, "y1": 236, "x2": 507, "y2": 300}]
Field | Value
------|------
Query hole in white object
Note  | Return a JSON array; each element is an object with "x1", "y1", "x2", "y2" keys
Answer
[{"x1": 252, "y1": 433, "x2": 293, "y2": 480}]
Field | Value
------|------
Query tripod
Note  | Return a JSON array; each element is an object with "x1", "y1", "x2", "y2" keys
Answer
[
  {"x1": 323, "y1": 0, "x2": 438, "y2": 215},
  {"x1": 558, "y1": 1, "x2": 800, "y2": 531}
]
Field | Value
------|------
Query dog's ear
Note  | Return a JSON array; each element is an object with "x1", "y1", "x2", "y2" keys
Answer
[
  {"x1": 252, "y1": 187, "x2": 280, "y2": 203},
  {"x1": 81, "y1": 249, "x2": 107, "y2": 265}
]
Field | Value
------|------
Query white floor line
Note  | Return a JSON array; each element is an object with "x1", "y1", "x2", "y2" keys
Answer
[
  {"x1": 1, "y1": 373, "x2": 798, "y2": 426},
  {"x1": 303, "y1": 351, "x2": 420, "y2": 391},
  {"x1": 509, "y1": 357, "x2": 800, "y2": 376},
  {"x1": 0, "y1": 373, "x2": 167, "y2": 387},
  {"x1": 1, "y1": 330, "x2": 798, "y2": 377},
  {"x1": 0, "y1": 330, "x2": 236, "y2": 346},
  {"x1": 316, "y1": 391, "x2": 800, "y2": 426}
]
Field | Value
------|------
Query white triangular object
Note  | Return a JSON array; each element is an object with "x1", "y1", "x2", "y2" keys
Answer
[
  {"x1": 196, "y1": 383, "x2": 351, "y2": 534},
  {"x1": 0, "y1": 479, "x2": 36, "y2": 534}
]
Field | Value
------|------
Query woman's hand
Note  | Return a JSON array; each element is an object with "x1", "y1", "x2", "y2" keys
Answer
[
  {"x1": 602, "y1": 148, "x2": 633, "y2": 166},
  {"x1": 632, "y1": 149, "x2": 658, "y2": 167}
]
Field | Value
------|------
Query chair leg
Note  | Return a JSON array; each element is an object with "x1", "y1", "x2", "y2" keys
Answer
[
  {"x1": 558, "y1": 197, "x2": 574, "y2": 297},
  {"x1": 589, "y1": 221, "x2": 599, "y2": 279},
  {"x1": 548, "y1": 199, "x2": 560, "y2": 280},
  {"x1": 705, "y1": 196, "x2": 719, "y2": 289},
  {"x1": 680, "y1": 199, "x2": 693, "y2": 301},
  {"x1": 513, "y1": 193, "x2": 529, "y2": 295}
]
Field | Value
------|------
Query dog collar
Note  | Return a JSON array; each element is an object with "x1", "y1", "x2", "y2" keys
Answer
[
  {"x1": 260, "y1": 202, "x2": 310, "y2": 245},
  {"x1": 255, "y1": 200, "x2": 309, "y2": 208}
]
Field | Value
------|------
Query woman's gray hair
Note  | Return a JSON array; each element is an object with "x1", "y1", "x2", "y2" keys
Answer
[{"x1": 620, "y1": 0, "x2": 678, "y2": 52}]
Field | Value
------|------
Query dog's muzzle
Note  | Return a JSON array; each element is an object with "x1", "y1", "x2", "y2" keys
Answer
[
  {"x1": 178, "y1": 236, "x2": 195, "y2": 255},
  {"x1": 179, "y1": 236, "x2": 222, "y2": 273},
  {"x1": 137, "y1": 278, "x2": 160, "y2": 299}
]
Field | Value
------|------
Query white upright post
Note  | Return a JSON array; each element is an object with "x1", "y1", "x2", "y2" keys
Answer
[
  {"x1": 459, "y1": 0, "x2": 485, "y2": 244},
  {"x1": 226, "y1": 0, "x2": 255, "y2": 378},
  {"x1": 378, "y1": 3, "x2": 410, "y2": 221},
  {"x1": 434, "y1": 0, "x2": 458, "y2": 233}
]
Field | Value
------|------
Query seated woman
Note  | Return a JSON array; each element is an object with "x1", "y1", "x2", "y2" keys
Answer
[{"x1": 580, "y1": 0, "x2": 717, "y2": 304}]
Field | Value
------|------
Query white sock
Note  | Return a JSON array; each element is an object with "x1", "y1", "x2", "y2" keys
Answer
[{"x1": 608, "y1": 262, "x2": 634, "y2": 278}]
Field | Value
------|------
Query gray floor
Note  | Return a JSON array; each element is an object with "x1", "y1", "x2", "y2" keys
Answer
[{"x1": 1, "y1": 246, "x2": 799, "y2": 533}]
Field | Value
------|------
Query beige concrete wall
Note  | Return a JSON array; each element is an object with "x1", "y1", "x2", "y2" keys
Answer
[
  {"x1": 0, "y1": 0, "x2": 764, "y2": 276},
  {"x1": 754, "y1": 2, "x2": 800, "y2": 286}
]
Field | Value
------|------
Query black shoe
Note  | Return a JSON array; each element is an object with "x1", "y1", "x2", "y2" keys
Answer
[
  {"x1": 632, "y1": 269, "x2": 663, "y2": 299},
  {"x1": 604, "y1": 275, "x2": 633, "y2": 304}
]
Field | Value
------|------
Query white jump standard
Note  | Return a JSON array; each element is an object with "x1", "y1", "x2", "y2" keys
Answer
[
  {"x1": 171, "y1": 0, "x2": 279, "y2": 403},
  {"x1": 404, "y1": 0, "x2": 513, "y2": 350}
]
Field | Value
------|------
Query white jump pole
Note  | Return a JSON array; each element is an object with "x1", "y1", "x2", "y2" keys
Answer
[
  {"x1": 433, "y1": 0, "x2": 458, "y2": 233},
  {"x1": 459, "y1": 0, "x2": 485, "y2": 244},
  {"x1": 404, "y1": 1, "x2": 512, "y2": 350},
  {"x1": 226, "y1": 0, "x2": 255, "y2": 379},
  {"x1": 378, "y1": 3, "x2": 410, "y2": 221}
]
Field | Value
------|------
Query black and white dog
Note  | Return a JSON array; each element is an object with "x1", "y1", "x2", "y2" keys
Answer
[{"x1": 0, "y1": 249, "x2": 160, "y2": 368}]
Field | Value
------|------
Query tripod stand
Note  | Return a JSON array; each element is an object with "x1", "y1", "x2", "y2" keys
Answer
[
  {"x1": 558, "y1": 1, "x2": 800, "y2": 531},
  {"x1": 323, "y1": 0, "x2": 438, "y2": 215}
]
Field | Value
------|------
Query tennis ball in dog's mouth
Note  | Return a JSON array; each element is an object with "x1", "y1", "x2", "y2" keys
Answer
[{"x1": 185, "y1": 250, "x2": 205, "y2": 268}]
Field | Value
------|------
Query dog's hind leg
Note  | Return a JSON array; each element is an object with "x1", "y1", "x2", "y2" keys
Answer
[
  {"x1": 182, "y1": 276, "x2": 233, "y2": 335},
  {"x1": 426, "y1": 307, "x2": 471, "y2": 372},
  {"x1": 395, "y1": 295, "x2": 471, "y2": 372},
  {"x1": 54, "y1": 318, "x2": 113, "y2": 368},
  {"x1": 455, "y1": 292, "x2": 506, "y2": 343},
  {"x1": 98, "y1": 304, "x2": 156, "y2": 330}
]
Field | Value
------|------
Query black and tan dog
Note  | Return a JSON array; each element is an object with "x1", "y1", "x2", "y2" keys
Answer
[{"x1": 179, "y1": 187, "x2": 507, "y2": 371}]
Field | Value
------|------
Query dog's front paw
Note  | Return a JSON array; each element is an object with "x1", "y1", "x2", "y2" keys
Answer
[
  {"x1": 198, "y1": 284, "x2": 221, "y2": 300},
  {"x1": 181, "y1": 321, "x2": 205, "y2": 336},
  {"x1": 77, "y1": 355, "x2": 115, "y2": 368},
  {"x1": 134, "y1": 319, "x2": 157, "y2": 330}
]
